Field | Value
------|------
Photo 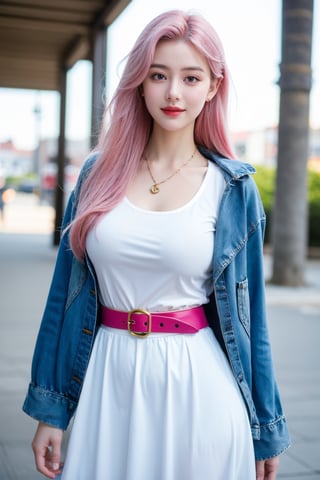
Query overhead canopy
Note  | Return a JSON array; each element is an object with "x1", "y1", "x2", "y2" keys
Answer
[{"x1": 0, "y1": 0, "x2": 131, "y2": 90}]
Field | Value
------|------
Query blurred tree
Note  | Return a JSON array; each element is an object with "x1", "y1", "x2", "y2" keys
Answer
[{"x1": 271, "y1": 0, "x2": 314, "y2": 285}]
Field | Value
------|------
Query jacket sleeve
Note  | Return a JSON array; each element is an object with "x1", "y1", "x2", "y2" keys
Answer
[
  {"x1": 22, "y1": 153, "x2": 98, "y2": 429},
  {"x1": 245, "y1": 179, "x2": 290, "y2": 459},
  {"x1": 22, "y1": 192, "x2": 79, "y2": 429}
]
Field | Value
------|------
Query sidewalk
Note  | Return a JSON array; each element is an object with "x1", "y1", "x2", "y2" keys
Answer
[{"x1": 0, "y1": 195, "x2": 319, "y2": 479}]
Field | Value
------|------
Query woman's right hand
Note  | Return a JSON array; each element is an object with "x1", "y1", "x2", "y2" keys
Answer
[{"x1": 32, "y1": 421, "x2": 64, "y2": 478}]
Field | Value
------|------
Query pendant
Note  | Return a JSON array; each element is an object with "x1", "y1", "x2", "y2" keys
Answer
[{"x1": 150, "y1": 184, "x2": 160, "y2": 194}]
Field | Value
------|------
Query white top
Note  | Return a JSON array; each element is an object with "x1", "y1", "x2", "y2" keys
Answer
[{"x1": 86, "y1": 161, "x2": 226, "y2": 312}]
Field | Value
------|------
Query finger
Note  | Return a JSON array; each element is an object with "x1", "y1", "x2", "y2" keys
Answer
[
  {"x1": 32, "y1": 434, "x2": 63, "y2": 478},
  {"x1": 46, "y1": 438, "x2": 63, "y2": 475},
  {"x1": 265, "y1": 457, "x2": 279, "y2": 480},
  {"x1": 267, "y1": 471, "x2": 277, "y2": 480},
  {"x1": 45, "y1": 459, "x2": 64, "y2": 476},
  {"x1": 32, "y1": 443, "x2": 56, "y2": 479},
  {"x1": 255, "y1": 460, "x2": 265, "y2": 480}
]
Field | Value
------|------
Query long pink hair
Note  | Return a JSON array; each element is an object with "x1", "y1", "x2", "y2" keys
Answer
[{"x1": 70, "y1": 9, "x2": 235, "y2": 259}]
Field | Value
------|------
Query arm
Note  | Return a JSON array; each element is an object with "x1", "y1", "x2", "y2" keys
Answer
[
  {"x1": 23, "y1": 154, "x2": 99, "y2": 429},
  {"x1": 22, "y1": 192, "x2": 79, "y2": 428},
  {"x1": 245, "y1": 179, "x2": 290, "y2": 459}
]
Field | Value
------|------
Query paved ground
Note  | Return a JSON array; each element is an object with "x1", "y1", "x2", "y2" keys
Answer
[{"x1": 0, "y1": 194, "x2": 319, "y2": 479}]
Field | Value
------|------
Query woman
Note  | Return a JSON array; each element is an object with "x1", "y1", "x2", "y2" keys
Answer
[{"x1": 23, "y1": 10, "x2": 290, "y2": 480}]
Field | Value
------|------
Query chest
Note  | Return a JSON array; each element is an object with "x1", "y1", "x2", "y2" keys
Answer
[{"x1": 126, "y1": 162, "x2": 208, "y2": 212}]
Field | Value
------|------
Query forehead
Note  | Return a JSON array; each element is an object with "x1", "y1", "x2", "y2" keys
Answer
[{"x1": 151, "y1": 39, "x2": 210, "y2": 72}]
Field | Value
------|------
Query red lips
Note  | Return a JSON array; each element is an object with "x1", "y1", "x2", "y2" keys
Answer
[{"x1": 161, "y1": 106, "x2": 185, "y2": 117}]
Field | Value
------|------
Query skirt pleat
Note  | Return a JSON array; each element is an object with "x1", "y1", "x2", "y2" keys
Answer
[{"x1": 61, "y1": 326, "x2": 255, "y2": 480}]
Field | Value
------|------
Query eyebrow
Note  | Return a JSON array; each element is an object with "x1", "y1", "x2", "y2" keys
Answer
[{"x1": 150, "y1": 63, "x2": 205, "y2": 72}]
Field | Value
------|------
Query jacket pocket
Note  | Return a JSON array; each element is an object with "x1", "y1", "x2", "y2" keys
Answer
[
  {"x1": 65, "y1": 257, "x2": 87, "y2": 311},
  {"x1": 236, "y1": 278, "x2": 251, "y2": 337}
]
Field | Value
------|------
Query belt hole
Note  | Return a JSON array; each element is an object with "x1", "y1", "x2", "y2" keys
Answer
[
  {"x1": 144, "y1": 322, "x2": 147, "y2": 326},
  {"x1": 160, "y1": 322, "x2": 164, "y2": 327},
  {"x1": 175, "y1": 323, "x2": 179, "y2": 328}
]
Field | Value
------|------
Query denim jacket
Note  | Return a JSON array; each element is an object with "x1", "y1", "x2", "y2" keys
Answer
[{"x1": 23, "y1": 148, "x2": 290, "y2": 460}]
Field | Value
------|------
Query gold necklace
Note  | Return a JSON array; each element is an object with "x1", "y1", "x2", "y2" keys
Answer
[{"x1": 144, "y1": 149, "x2": 197, "y2": 194}]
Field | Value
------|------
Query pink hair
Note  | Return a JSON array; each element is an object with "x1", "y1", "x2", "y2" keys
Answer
[{"x1": 70, "y1": 9, "x2": 235, "y2": 259}]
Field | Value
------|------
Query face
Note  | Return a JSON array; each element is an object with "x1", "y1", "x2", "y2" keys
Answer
[{"x1": 142, "y1": 40, "x2": 219, "y2": 134}]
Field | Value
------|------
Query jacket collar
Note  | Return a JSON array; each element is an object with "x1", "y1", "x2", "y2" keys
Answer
[{"x1": 198, "y1": 146, "x2": 255, "y2": 180}]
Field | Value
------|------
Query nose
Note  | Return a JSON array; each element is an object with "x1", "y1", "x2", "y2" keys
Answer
[{"x1": 166, "y1": 78, "x2": 180, "y2": 101}]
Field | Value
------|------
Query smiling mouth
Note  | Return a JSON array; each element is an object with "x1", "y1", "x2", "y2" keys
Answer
[
  {"x1": 161, "y1": 107, "x2": 185, "y2": 116},
  {"x1": 161, "y1": 107, "x2": 185, "y2": 112}
]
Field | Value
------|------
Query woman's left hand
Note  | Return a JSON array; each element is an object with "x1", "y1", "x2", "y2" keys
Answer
[{"x1": 256, "y1": 456, "x2": 279, "y2": 479}]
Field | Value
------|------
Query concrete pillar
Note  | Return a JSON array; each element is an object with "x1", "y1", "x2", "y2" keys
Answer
[
  {"x1": 53, "y1": 65, "x2": 67, "y2": 246},
  {"x1": 91, "y1": 27, "x2": 107, "y2": 148}
]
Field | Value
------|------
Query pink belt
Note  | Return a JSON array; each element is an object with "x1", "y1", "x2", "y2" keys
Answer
[{"x1": 101, "y1": 306, "x2": 208, "y2": 337}]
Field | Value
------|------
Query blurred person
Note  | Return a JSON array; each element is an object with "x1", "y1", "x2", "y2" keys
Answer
[{"x1": 23, "y1": 10, "x2": 290, "y2": 480}]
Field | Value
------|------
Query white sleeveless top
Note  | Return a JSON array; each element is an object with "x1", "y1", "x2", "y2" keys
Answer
[{"x1": 86, "y1": 161, "x2": 226, "y2": 312}]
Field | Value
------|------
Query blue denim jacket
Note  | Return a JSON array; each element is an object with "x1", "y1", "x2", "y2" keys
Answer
[{"x1": 23, "y1": 148, "x2": 290, "y2": 460}]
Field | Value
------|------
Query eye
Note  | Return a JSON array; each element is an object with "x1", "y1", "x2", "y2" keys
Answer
[
  {"x1": 185, "y1": 75, "x2": 200, "y2": 84},
  {"x1": 150, "y1": 72, "x2": 166, "y2": 81}
]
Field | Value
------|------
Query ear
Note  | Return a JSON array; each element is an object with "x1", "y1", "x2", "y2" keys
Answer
[{"x1": 206, "y1": 76, "x2": 223, "y2": 102}]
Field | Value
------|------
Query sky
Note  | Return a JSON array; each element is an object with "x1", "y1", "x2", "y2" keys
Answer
[{"x1": 0, "y1": 0, "x2": 319, "y2": 150}]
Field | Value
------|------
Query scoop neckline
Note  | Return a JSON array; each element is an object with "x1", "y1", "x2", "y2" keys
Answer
[{"x1": 124, "y1": 161, "x2": 213, "y2": 214}]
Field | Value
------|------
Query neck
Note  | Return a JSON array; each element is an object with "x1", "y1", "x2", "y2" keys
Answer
[{"x1": 145, "y1": 127, "x2": 197, "y2": 166}]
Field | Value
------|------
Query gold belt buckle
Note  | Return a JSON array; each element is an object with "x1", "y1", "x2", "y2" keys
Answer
[{"x1": 128, "y1": 309, "x2": 152, "y2": 337}]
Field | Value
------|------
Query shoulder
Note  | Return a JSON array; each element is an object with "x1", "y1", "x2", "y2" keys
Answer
[
  {"x1": 74, "y1": 151, "x2": 100, "y2": 200},
  {"x1": 201, "y1": 149, "x2": 265, "y2": 223},
  {"x1": 200, "y1": 146, "x2": 262, "y2": 208},
  {"x1": 80, "y1": 151, "x2": 100, "y2": 178},
  {"x1": 198, "y1": 146, "x2": 255, "y2": 180}
]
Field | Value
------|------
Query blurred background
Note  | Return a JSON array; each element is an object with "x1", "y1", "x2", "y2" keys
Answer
[
  {"x1": 0, "y1": 1, "x2": 319, "y2": 479},
  {"x1": 0, "y1": 0, "x2": 319, "y2": 260}
]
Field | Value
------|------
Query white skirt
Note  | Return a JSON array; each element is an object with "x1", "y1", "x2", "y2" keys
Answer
[{"x1": 61, "y1": 326, "x2": 255, "y2": 480}]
